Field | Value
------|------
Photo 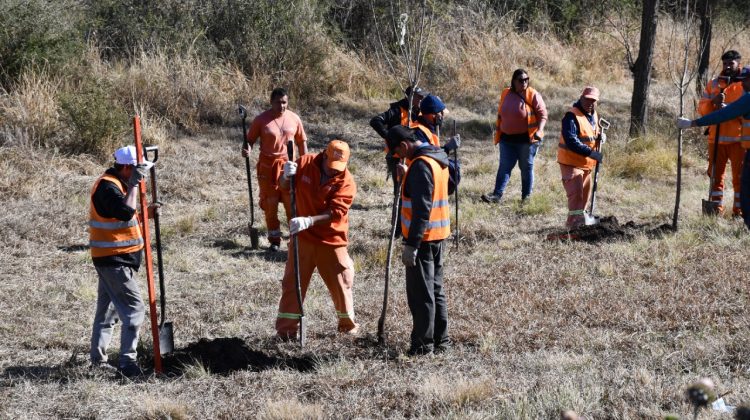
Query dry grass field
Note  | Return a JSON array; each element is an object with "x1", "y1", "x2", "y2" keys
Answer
[{"x1": 2, "y1": 74, "x2": 750, "y2": 419}]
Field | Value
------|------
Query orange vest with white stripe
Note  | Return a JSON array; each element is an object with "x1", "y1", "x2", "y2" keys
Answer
[
  {"x1": 557, "y1": 107, "x2": 600, "y2": 170},
  {"x1": 409, "y1": 122, "x2": 441, "y2": 147},
  {"x1": 400, "y1": 155, "x2": 450, "y2": 241},
  {"x1": 89, "y1": 174, "x2": 144, "y2": 258},
  {"x1": 494, "y1": 87, "x2": 540, "y2": 145},
  {"x1": 700, "y1": 78, "x2": 743, "y2": 144},
  {"x1": 400, "y1": 107, "x2": 409, "y2": 125}
]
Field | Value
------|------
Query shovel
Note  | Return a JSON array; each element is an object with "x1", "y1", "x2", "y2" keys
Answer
[
  {"x1": 238, "y1": 105, "x2": 260, "y2": 248},
  {"x1": 702, "y1": 119, "x2": 722, "y2": 215},
  {"x1": 587, "y1": 117, "x2": 611, "y2": 225},
  {"x1": 287, "y1": 140, "x2": 306, "y2": 347},
  {"x1": 378, "y1": 161, "x2": 402, "y2": 345},
  {"x1": 145, "y1": 145, "x2": 174, "y2": 355}
]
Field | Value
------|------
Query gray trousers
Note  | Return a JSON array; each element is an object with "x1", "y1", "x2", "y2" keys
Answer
[
  {"x1": 90, "y1": 265, "x2": 145, "y2": 368},
  {"x1": 405, "y1": 240, "x2": 449, "y2": 351}
]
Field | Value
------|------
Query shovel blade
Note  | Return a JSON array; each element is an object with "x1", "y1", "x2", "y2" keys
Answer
[
  {"x1": 299, "y1": 316, "x2": 307, "y2": 347},
  {"x1": 702, "y1": 199, "x2": 721, "y2": 216},
  {"x1": 159, "y1": 322, "x2": 174, "y2": 355},
  {"x1": 249, "y1": 226, "x2": 260, "y2": 249},
  {"x1": 584, "y1": 213, "x2": 600, "y2": 226}
]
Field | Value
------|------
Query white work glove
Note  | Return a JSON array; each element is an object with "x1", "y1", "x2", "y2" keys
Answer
[
  {"x1": 126, "y1": 163, "x2": 152, "y2": 188},
  {"x1": 599, "y1": 132, "x2": 607, "y2": 144},
  {"x1": 444, "y1": 134, "x2": 461, "y2": 152},
  {"x1": 289, "y1": 216, "x2": 313, "y2": 235},
  {"x1": 283, "y1": 161, "x2": 297, "y2": 179},
  {"x1": 241, "y1": 144, "x2": 252, "y2": 158},
  {"x1": 589, "y1": 151, "x2": 603, "y2": 163},
  {"x1": 401, "y1": 244, "x2": 417, "y2": 267},
  {"x1": 676, "y1": 117, "x2": 694, "y2": 129}
]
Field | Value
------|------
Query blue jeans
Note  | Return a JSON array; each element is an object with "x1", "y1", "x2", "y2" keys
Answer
[
  {"x1": 492, "y1": 141, "x2": 540, "y2": 198},
  {"x1": 742, "y1": 150, "x2": 750, "y2": 229}
]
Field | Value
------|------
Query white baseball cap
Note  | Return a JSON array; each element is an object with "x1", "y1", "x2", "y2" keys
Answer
[{"x1": 113, "y1": 145, "x2": 153, "y2": 169}]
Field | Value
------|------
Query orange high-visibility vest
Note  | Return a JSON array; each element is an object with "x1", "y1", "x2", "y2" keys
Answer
[
  {"x1": 384, "y1": 107, "x2": 414, "y2": 154},
  {"x1": 409, "y1": 122, "x2": 441, "y2": 147},
  {"x1": 493, "y1": 87, "x2": 540, "y2": 145},
  {"x1": 400, "y1": 107, "x2": 409, "y2": 125},
  {"x1": 400, "y1": 155, "x2": 450, "y2": 241},
  {"x1": 89, "y1": 174, "x2": 144, "y2": 258},
  {"x1": 557, "y1": 107, "x2": 600, "y2": 170},
  {"x1": 699, "y1": 77, "x2": 743, "y2": 143}
]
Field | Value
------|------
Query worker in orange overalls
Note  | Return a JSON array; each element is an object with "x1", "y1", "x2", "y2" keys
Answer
[
  {"x1": 698, "y1": 50, "x2": 744, "y2": 216},
  {"x1": 243, "y1": 87, "x2": 308, "y2": 252},
  {"x1": 275, "y1": 140, "x2": 358, "y2": 338},
  {"x1": 557, "y1": 86, "x2": 601, "y2": 228}
]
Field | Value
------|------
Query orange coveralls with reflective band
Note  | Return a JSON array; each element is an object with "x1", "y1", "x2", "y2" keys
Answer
[
  {"x1": 246, "y1": 109, "x2": 307, "y2": 244},
  {"x1": 699, "y1": 77, "x2": 744, "y2": 214},
  {"x1": 493, "y1": 87, "x2": 540, "y2": 145},
  {"x1": 276, "y1": 153, "x2": 358, "y2": 337},
  {"x1": 557, "y1": 107, "x2": 600, "y2": 228},
  {"x1": 401, "y1": 156, "x2": 451, "y2": 241},
  {"x1": 89, "y1": 175, "x2": 144, "y2": 258}
]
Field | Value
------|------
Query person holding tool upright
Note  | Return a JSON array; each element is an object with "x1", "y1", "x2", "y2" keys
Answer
[
  {"x1": 386, "y1": 125, "x2": 452, "y2": 356},
  {"x1": 88, "y1": 145, "x2": 158, "y2": 378},
  {"x1": 482, "y1": 69, "x2": 548, "y2": 204},
  {"x1": 557, "y1": 87, "x2": 602, "y2": 229},
  {"x1": 696, "y1": 50, "x2": 744, "y2": 216},
  {"x1": 274, "y1": 140, "x2": 359, "y2": 339},
  {"x1": 242, "y1": 88, "x2": 308, "y2": 252},
  {"x1": 677, "y1": 66, "x2": 750, "y2": 228}
]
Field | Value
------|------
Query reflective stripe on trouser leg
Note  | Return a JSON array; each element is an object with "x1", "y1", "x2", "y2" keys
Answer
[
  {"x1": 316, "y1": 246, "x2": 356, "y2": 332},
  {"x1": 276, "y1": 238, "x2": 316, "y2": 337}
]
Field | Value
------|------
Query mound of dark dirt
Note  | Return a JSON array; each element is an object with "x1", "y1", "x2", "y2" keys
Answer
[
  {"x1": 545, "y1": 216, "x2": 675, "y2": 243},
  {"x1": 162, "y1": 337, "x2": 317, "y2": 375}
]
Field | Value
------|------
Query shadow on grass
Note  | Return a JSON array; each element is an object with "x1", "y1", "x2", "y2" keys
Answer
[
  {"x1": 207, "y1": 238, "x2": 288, "y2": 262},
  {"x1": 539, "y1": 216, "x2": 676, "y2": 243},
  {"x1": 58, "y1": 244, "x2": 89, "y2": 252},
  {"x1": 162, "y1": 337, "x2": 318, "y2": 375}
]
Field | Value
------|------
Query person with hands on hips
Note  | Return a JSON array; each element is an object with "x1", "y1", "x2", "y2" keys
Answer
[
  {"x1": 385, "y1": 125, "x2": 452, "y2": 356},
  {"x1": 274, "y1": 140, "x2": 359, "y2": 339}
]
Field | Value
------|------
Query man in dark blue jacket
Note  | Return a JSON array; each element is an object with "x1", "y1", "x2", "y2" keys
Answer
[{"x1": 386, "y1": 125, "x2": 452, "y2": 356}]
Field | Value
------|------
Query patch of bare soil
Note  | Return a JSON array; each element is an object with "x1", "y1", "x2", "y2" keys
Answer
[
  {"x1": 162, "y1": 337, "x2": 317, "y2": 375},
  {"x1": 544, "y1": 216, "x2": 676, "y2": 242}
]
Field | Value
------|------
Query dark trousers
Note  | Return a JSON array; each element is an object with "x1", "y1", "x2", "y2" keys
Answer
[
  {"x1": 742, "y1": 150, "x2": 750, "y2": 229},
  {"x1": 405, "y1": 240, "x2": 448, "y2": 351}
]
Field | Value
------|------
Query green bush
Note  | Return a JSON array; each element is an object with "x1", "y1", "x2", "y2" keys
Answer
[
  {"x1": 59, "y1": 78, "x2": 129, "y2": 159},
  {"x1": 0, "y1": 0, "x2": 83, "y2": 88}
]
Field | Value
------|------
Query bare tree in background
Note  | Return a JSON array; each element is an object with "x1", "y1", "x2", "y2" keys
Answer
[
  {"x1": 371, "y1": 0, "x2": 435, "y2": 345},
  {"x1": 668, "y1": 0, "x2": 704, "y2": 229},
  {"x1": 596, "y1": 0, "x2": 660, "y2": 137},
  {"x1": 695, "y1": 0, "x2": 714, "y2": 97},
  {"x1": 629, "y1": 0, "x2": 660, "y2": 138}
]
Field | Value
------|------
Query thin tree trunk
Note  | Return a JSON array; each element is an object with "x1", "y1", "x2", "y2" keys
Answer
[
  {"x1": 696, "y1": 0, "x2": 713, "y2": 97},
  {"x1": 629, "y1": 0, "x2": 660, "y2": 138}
]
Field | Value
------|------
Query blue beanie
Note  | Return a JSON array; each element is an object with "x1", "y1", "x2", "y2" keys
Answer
[{"x1": 419, "y1": 94, "x2": 445, "y2": 114}]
